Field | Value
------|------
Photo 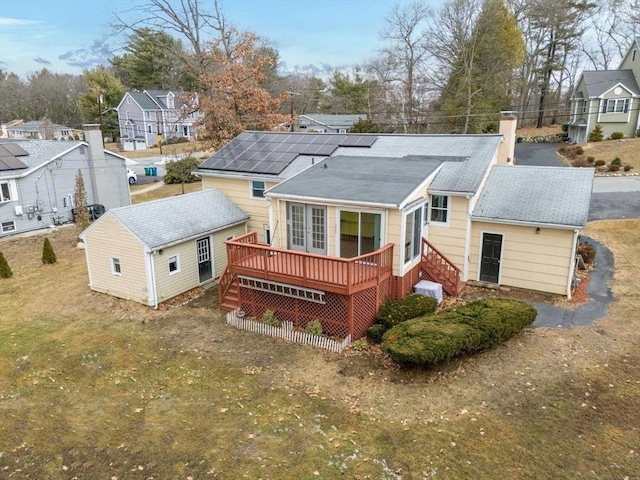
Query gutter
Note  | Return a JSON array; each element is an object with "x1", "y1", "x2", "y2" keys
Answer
[
  {"x1": 566, "y1": 229, "x2": 580, "y2": 299},
  {"x1": 147, "y1": 218, "x2": 249, "y2": 253},
  {"x1": 194, "y1": 170, "x2": 287, "y2": 182},
  {"x1": 471, "y1": 216, "x2": 584, "y2": 231},
  {"x1": 265, "y1": 193, "x2": 397, "y2": 210}
]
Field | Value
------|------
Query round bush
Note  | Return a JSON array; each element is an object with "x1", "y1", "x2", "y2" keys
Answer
[
  {"x1": 305, "y1": 319, "x2": 323, "y2": 336},
  {"x1": 611, "y1": 157, "x2": 622, "y2": 166},
  {"x1": 575, "y1": 146, "x2": 584, "y2": 155},
  {"x1": 594, "y1": 160, "x2": 606, "y2": 167},
  {"x1": 624, "y1": 165, "x2": 633, "y2": 172},
  {"x1": 571, "y1": 157, "x2": 588, "y2": 167},
  {"x1": 610, "y1": 132, "x2": 624, "y2": 140},
  {"x1": 375, "y1": 294, "x2": 438, "y2": 329},
  {"x1": 587, "y1": 156, "x2": 595, "y2": 163},
  {"x1": 609, "y1": 164, "x2": 620, "y2": 172}
]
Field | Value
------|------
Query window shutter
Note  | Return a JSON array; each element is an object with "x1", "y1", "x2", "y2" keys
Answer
[
  {"x1": 624, "y1": 98, "x2": 630, "y2": 113},
  {"x1": 602, "y1": 100, "x2": 608, "y2": 113}
]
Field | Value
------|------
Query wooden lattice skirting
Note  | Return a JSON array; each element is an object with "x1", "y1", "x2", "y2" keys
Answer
[{"x1": 226, "y1": 309, "x2": 352, "y2": 353}]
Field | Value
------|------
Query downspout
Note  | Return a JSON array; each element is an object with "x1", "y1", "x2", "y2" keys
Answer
[
  {"x1": 463, "y1": 194, "x2": 473, "y2": 282},
  {"x1": 83, "y1": 238, "x2": 93, "y2": 288},
  {"x1": 147, "y1": 250, "x2": 159, "y2": 308},
  {"x1": 267, "y1": 197, "x2": 274, "y2": 245},
  {"x1": 566, "y1": 229, "x2": 580, "y2": 300}
]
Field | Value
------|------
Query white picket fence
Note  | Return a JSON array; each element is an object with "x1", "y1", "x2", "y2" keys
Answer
[{"x1": 226, "y1": 309, "x2": 351, "y2": 353}]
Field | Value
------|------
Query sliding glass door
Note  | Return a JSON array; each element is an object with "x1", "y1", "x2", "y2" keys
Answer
[{"x1": 339, "y1": 210, "x2": 382, "y2": 258}]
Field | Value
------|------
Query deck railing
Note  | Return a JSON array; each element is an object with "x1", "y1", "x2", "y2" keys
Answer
[
  {"x1": 421, "y1": 237, "x2": 463, "y2": 296},
  {"x1": 225, "y1": 232, "x2": 393, "y2": 295}
]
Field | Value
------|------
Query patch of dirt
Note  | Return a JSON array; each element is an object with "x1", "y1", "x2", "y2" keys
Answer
[{"x1": 516, "y1": 125, "x2": 563, "y2": 137}]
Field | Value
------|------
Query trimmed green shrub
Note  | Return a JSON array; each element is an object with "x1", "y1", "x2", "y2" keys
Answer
[
  {"x1": 261, "y1": 309, "x2": 280, "y2": 327},
  {"x1": 611, "y1": 157, "x2": 622, "y2": 166},
  {"x1": 575, "y1": 146, "x2": 584, "y2": 155},
  {"x1": 305, "y1": 319, "x2": 323, "y2": 336},
  {"x1": 367, "y1": 324, "x2": 387, "y2": 344},
  {"x1": 375, "y1": 294, "x2": 438, "y2": 329},
  {"x1": 382, "y1": 320, "x2": 480, "y2": 365},
  {"x1": 164, "y1": 156, "x2": 202, "y2": 185},
  {"x1": 610, "y1": 131, "x2": 624, "y2": 140},
  {"x1": 382, "y1": 299, "x2": 537, "y2": 366},
  {"x1": 42, "y1": 238, "x2": 57, "y2": 264},
  {"x1": 624, "y1": 165, "x2": 633, "y2": 172},
  {"x1": 589, "y1": 125, "x2": 603, "y2": 142},
  {"x1": 0, "y1": 252, "x2": 13, "y2": 278},
  {"x1": 595, "y1": 159, "x2": 606, "y2": 167},
  {"x1": 587, "y1": 156, "x2": 595, "y2": 163}
]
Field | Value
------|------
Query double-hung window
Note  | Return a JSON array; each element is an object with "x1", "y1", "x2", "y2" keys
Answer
[
  {"x1": 430, "y1": 195, "x2": 449, "y2": 224},
  {"x1": 111, "y1": 258, "x2": 122, "y2": 275},
  {"x1": 251, "y1": 180, "x2": 266, "y2": 198},
  {"x1": 604, "y1": 98, "x2": 630, "y2": 113}
]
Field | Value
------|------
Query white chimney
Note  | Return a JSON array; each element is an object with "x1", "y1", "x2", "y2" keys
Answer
[{"x1": 497, "y1": 111, "x2": 518, "y2": 165}]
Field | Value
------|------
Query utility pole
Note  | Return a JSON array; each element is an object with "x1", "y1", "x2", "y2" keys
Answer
[
  {"x1": 287, "y1": 91, "x2": 301, "y2": 132},
  {"x1": 97, "y1": 92, "x2": 104, "y2": 146}
]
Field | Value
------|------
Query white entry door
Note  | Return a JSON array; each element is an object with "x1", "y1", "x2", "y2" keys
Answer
[{"x1": 288, "y1": 203, "x2": 327, "y2": 255}]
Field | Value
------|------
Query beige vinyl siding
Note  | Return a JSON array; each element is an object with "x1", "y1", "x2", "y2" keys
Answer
[
  {"x1": 202, "y1": 177, "x2": 275, "y2": 241},
  {"x1": 386, "y1": 209, "x2": 404, "y2": 276},
  {"x1": 152, "y1": 241, "x2": 200, "y2": 302},
  {"x1": 427, "y1": 195, "x2": 468, "y2": 269},
  {"x1": 469, "y1": 222, "x2": 574, "y2": 295},
  {"x1": 213, "y1": 223, "x2": 246, "y2": 278},
  {"x1": 84, "y1": 215, "x2": 150, "y2": 304}
]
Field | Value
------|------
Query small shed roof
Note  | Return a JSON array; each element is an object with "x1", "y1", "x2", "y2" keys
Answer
[
  {"x1": 267, "y1": 155, "x2": 443, "y2": 207},
  {"x1": 300, "y1": 113, "x2": 367, "y2": 129},
  {"x1": 471, "y1": 165, "x2": 594, "y2": 228},
  {"x1": 103, "y1": 189, "x2": 249, "y2": 249}
]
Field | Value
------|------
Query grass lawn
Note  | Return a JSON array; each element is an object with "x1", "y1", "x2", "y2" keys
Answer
[
  {"x1": 130, "y1": 181, "x2": 203, "y2": 204},
  {"x1": 0, "y1": 220, "x2": 638, "y2": 478},
  {"x1": 105, "y1": 140, "x2": 210, "y2": 160}
]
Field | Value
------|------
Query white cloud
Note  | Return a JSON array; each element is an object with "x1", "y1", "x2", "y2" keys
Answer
[{"x1": 0, "y1": 17, "x2": 43, "y2": 27}]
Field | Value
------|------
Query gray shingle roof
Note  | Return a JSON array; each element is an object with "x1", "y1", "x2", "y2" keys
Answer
[
  {"x1": 6, "y1": 120, "x2": 74, "y2": 132},
  {"x1": 128, "y1": 92, "x2": 161, "y2": 110},
  {"x1": 333, "y1": 134, "x2": 502, "y2": 194},
  {"x1": 0, "y1": 139, "x2": 82, "y2": 178},
  {"x1": 109, "y1": 189, "x2": 249, "y2": 249},
  {"x1": 581, "y1": 70, "x2": 640, "y2": 97},
  {"x1": 471, "y1": 165, "x2": 594, "y2": 228},
  {"x1": 267, "y1": 155, "x2": 443, "y2": 207}
]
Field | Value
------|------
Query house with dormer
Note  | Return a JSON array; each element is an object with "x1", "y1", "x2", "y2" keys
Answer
[
  {"x1": 567, "y1": 37, "x2": 640, "y2": 144},
  {"x1": 116, "y1": 90, "x2": 204, "y2": 150}
]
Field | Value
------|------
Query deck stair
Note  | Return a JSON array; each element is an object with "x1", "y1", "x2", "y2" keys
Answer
[{"x1": 420, "y1": 238, "x2": 465, "y2": 296}]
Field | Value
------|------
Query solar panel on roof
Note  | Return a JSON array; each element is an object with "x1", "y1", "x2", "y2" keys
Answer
[{"x1": 2, "y1": 143, "x2": 29, "y2": 156}]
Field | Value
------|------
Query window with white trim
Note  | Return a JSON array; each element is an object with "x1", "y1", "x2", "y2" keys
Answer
[
  {"x1": 167, "y1": 94, "x2": 175, "y2": 109},
  {"x1": 604, "y1": 98, "x2": 630, "y2": 113},
  {"x1": 404, "y1": 206, "x2": 423, "y2": 263},
  {"x1": 127, "y1": 96, "x2": 131, "y2": 104},
  {"x1": 582, "y1": 100, "x2": 587, "y2": 113},
  {"x1": 251, "y1": 180, "x2": 266, "y2": 198},
  {"x1": 1, "y1": 182, "x2": 12, "y2": 202},
  {"x1": 1, "y1": 221, "x2": 16, "y2": 233},
  {"x1": 111, "y1": 258, "x2": 121, "y2": 275},
  {"x1": 168, "y1": 255, "x2": 180, "y2": 275},
  {"x1": 430, "y1": 195, "x2": 449, "y2": 224}
]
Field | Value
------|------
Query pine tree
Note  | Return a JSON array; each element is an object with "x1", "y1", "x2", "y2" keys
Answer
[
  {"x1": 42, "y1": 238, "x2": 57, "y2": 264},
  {"x1": 589, "y1": 124, "x2": 603, "y2": 142},
  {"x1": 73, "y1": 169, "x2": 89, "y2": 231},
  {"x1": 0, "y1": 251, "x2": 13, "y2": 278}
]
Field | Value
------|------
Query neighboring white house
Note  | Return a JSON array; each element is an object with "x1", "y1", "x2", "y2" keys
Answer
[
  {"x1": 298, "y1": 113, "x2": 367, "y2": 133},
  {"x1": 116, "y1": 90, "x2": 204, "y2": 151},
  {"x1": 567, "y1": 36, "x2": 640, "y2": 144},
  {"x1": 0, "y1": 125, "x2": 131, "y2": 237},
  {"x1": 80, "y1": 189, "x2": 249, "y2": 307}
]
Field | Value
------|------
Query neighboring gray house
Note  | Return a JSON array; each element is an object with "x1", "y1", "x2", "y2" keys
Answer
[
  {"x1": 0, "y1": 125, "x2": 131, "y2": 237},
  {"x1": 298, "y1": 113, "x2": 367, "y2": 133},
  {"x1": 567, "y1": 37, "x2": 640, "y2": 144},
  {"x1": 4, "y1": 120, "x2": 77, "y2": 140},
  {"x1": 80, "y1": 189, "x2": 249, "y2": 307},
  {"x1": 116, "y1": 90, "x2": 204, "y2": 151}
]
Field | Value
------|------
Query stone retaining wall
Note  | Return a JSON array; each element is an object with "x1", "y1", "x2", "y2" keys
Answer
[{"x1": 518, "y1": 133, "x2": 565, "y2": 143}]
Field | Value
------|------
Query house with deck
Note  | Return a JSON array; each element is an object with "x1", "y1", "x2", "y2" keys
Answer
[
  {"x1": 195, "y1": 112, "x2": 594, "y2": 341},
  {"x1": 567, "y1": 36, "x2": 640, "y2": 144}
]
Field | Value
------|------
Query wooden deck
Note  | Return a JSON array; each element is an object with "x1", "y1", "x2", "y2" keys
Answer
[{"x1": 224, "y1": 232, "x2": 394, "y2": 296}]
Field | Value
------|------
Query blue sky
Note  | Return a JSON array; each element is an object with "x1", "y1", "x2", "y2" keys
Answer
[{"x1": 0, "y1": 0, "x2": 441, "y2": 79}]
